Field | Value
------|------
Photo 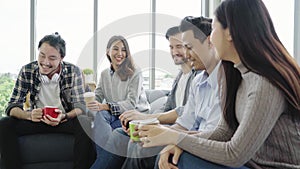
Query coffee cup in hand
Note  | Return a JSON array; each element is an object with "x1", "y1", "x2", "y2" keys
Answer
[
  {"x1": 129, "y1": 118, "x2": 159, "y2": 142},
  {"x1": 42, "y1": 106, "x2": 59, "y2": 118},
  {"x1": 83, "y1": 92, "x2": 95, "y2": 103}
]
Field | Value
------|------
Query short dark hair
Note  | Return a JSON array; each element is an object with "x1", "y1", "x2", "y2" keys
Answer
[
  {"x1": 179, "y1": 16, "x2": 212, "y2": 43},
  {"x1": 165, "y1": 26, "x2": 180, "y2": 40},
  {"x1": 38, "y1": 32, "x2": 66, "y2": 58}
]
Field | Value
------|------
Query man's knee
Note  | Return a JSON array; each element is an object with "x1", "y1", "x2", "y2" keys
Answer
[
  {"x1": 0, "y1": 116, "x2": 16, "y2": 132},
  {"x1": 0, "y1": 116, "x2": 14, "y2": 124},
  {"x1": 96, "y1": 110, "x2": 112, "y2": 121}
]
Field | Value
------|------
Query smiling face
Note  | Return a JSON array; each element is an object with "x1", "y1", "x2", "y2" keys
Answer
[
  {"x1": 182, "y1": 30, "x2": 206, "y2": 71},
  {"x1": 107, "y1": 40, "x2": 127, "y2": 70},
  {"x1": 168, "y1": 33, "x2": 188, "y2": 65},
  {"x1": 38, "y1": 43, "x2": 63, "y2": 75}
]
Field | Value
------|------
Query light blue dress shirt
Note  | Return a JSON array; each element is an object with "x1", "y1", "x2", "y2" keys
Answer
[{"x1": 176, "y1": 61, "x2": 224, "y2": 132}]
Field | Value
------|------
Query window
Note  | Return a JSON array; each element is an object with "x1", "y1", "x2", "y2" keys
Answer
[
  {"x1": 96, "y1": 0, "x2": 151, "y2": 88},
  {"x1": 0, "y1": 0, "x2": 30, "y2": 75},
  {"x1": 36, "y1": 0, "x2": 94, "y2": 67},
  {"x1": 1, "y1": 1, "x2": 298, "y2": 118},
  {"x1": 263, "y1": 0, "x2": 294, "y2": 55},
  {"x1": 0, "y1": 1, "x2": 30, "y2": 117},
  {"x1": 155, "y1": 0, "x2": 202, "y2": 89}
]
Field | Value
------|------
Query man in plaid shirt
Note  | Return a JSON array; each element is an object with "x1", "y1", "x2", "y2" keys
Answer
[{"x1": 0, "y1": 32, "x2": 95, "y2": 169}]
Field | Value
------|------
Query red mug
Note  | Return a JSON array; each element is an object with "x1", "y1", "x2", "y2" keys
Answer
[{"x1": 42, "y1": 106, "x2": 59, "y2": 118}]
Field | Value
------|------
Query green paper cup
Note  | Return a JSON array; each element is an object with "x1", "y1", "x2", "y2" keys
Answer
[
  {"x1": 129, "y1": 118, "x2": 159, "y2": 142},
  {"x1": 129, "y1": 120, "x2": 140, "y2": 141}
]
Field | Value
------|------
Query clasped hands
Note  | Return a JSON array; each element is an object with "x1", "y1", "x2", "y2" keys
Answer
[{"x1": 31, "y1": 108, "x2": 65, "y2": 126}]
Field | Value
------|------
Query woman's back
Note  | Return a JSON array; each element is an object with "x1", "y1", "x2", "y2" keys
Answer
[{"x1": 234, "y1": 63, "x2": 300, "y2": 168}]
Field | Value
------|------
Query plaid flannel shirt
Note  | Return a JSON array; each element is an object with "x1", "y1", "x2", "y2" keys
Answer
[
  {"x1": 5, "y1": 61, "x2": 86, "y2": 115},
  {"x1": 107, "y1": 102, "x2": 121, "y2": 116}
]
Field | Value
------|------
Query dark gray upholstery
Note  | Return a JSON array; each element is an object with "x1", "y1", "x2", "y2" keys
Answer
[
  {"x1": 19, "y1": 133, "x2": 74, "y2": 169},
  {"x1": 0, "y1": 90, "x2": 169, "y2": 169}
]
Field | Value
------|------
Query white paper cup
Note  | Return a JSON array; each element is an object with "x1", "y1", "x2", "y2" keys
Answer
[{"x1": 83, "y1": 92, "x2": 95, "y2": 103}]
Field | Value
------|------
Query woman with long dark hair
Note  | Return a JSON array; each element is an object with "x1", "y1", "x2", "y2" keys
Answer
[
  {"x1": 137, "y1": 0, "x2": 300, "y2": 168},
  {"x1": 88, "y1": 35, "x2": 150, "y2": 169}
]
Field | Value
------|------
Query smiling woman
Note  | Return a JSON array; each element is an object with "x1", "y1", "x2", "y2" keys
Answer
[
  {"x1": 89, "y1": 35, "x2": 150, "y2": 169},
  {"x1": 106, "y1": 35, "x2": 135, "y2": 81}
]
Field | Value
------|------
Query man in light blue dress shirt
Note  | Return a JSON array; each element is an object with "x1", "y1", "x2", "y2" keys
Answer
[
  {"x1": 121, "y1": 16, "x2": 226, "y2": 169},
  {"x1": 175, "y1": 61, "x2": 224, "y2": 132}
]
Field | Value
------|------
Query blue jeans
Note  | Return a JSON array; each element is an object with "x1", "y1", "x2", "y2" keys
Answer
[
  {"x1": 154, "y1": 151, "x2": 249, "y2": 169},
  {"x1": 121, "y1": 141, "x2": 164, "y2": 169},
  {"x1": 92, "y1": 110, "x2": 121, "y2": 146},
  {"x1": 90, "y1": 125, "x2": 129, "y2": 169},
  {"x1": 90, "y1": 111, "x2": 123, "y2": 169}
]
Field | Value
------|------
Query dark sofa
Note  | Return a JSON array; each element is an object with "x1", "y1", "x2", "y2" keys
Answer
[
  {"x1": 19, "y1": 133, "x2": 74, "y2": 169},
  {"x1": 0, "y1": 89, "x2": 169, "y2": 169}
]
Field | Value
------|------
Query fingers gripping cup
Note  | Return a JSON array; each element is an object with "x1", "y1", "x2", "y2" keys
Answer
[
  {"x1": 42, "y1": 106, "x2": 59, "y2": 118},
  {"x1": 129, "y1": 120, "x2": 140, "y2": 142},
  {"x1": 129, "y1": 118, "x2": 159, "y2": 142},
  {"x1": 83, "y1": 92, "x2": 95, "y2": 103},
  {"x1": 84, "y1": 92, "x2": 96, "y2": 116}
]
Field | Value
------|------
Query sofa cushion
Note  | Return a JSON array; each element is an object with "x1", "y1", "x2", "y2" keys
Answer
[
  {"x1": 145, "y1": 90, "x2": 169, "y2": 103},
  {"x1": 145, "y1": 90, "x2": 169, "y2": 114},
  {"x1": 18, "y1": 133, "x2": 74, "y2": 164},
  {"x1": 149, "y1": 96, "x2": 168, "y2": 114}
]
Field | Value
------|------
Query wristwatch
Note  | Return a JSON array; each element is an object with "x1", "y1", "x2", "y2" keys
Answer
[{"x1": 62, "y1": 113, "x2": 69, "y2": 121}]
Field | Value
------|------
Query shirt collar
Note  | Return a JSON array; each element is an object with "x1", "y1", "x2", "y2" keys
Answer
[{"x1": 195, "y1": 71, "x2": 209, "y2": 88}]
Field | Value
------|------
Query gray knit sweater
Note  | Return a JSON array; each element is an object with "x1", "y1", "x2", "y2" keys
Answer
[
  {"x1": 95, "y1": 67, "x2": 150, "y2": 114},
  {"x1": 177, "y1": 63, "x2": 300, "y2": 169}
]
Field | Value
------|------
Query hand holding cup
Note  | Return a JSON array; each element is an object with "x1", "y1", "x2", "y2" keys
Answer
[
  {"x1": 129, "y1": 118, "x2": 159, "y2": 142},
  {"x1": 42, "y1": 106, "x2": 59, "y2": 118},
  {"x1": 83, "y1": 92, "x2": 96, "y2": 103},
  {"x1": 138, "y1": 124, "x2": 181, "y2": 148},
  {"x1": 41, "y1": 106, "x2": 63, "y2": 126}
]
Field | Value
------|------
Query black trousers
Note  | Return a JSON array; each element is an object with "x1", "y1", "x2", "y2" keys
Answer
[{"x1": 0, "y1": 115, "x2": 96, "y2": 169}]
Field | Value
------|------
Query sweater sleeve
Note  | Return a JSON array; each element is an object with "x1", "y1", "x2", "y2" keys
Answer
[
  {"x1": 116, "y1": 69, "x2": 146, "y2": 114},
  {"x1": 176, "y1": 75, "x2": 286, "y2": 167},
  {"x1": 94, "y1": 70, "x2": 106, "y2": 104}
]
